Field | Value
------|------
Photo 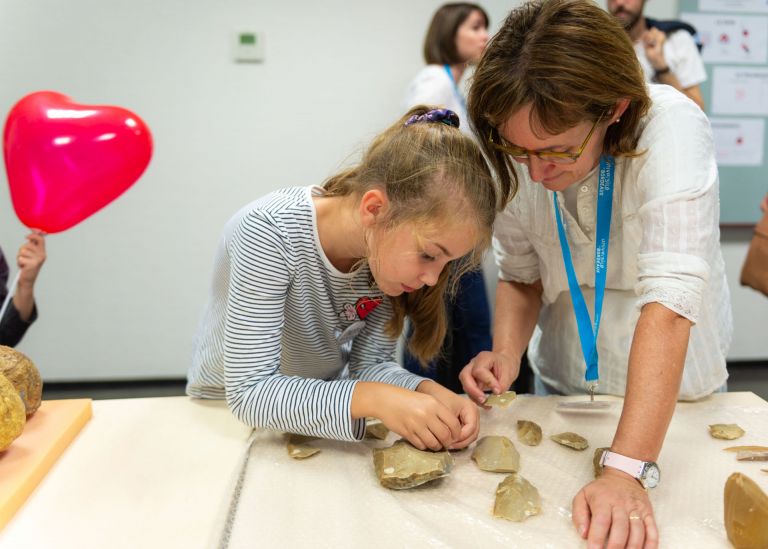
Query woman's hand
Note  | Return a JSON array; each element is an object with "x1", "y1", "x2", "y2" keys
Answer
[
  {"x1": 353, "y1": 382, "x2": 461, "y2": 451},
  {"x1": 572, "y1": 468, "x2": 659, "y2": 549},
  {"x1": 458, "y1": 351, "x2": 519, "y2": 406},
  {"x1": 416, "y1": 380, "x2": 479, "y2": 449}
]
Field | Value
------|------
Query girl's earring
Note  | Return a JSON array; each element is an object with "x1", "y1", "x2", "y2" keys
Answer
[{"x1": 614, "y1": 118, "x2": 621, "y2": 124}]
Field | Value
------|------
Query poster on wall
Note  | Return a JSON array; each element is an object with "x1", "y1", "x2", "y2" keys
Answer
[
  {"x1": 699, "y1": 0, "x2": 768, "y2": 12},
  {"x1": 712, "y1": 67, "x2": 768, "y2": 115},
  {"x1": 682, "y1": 13, "x2": 768, "y2": 64},
  {"x1": 710, "y1": 117, "x2": 765, "y2": 166}
]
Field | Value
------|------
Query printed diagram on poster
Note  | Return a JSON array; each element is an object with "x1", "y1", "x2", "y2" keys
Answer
[
  {"x1": 682, "y1": 13, "x2": 768, "y2": 64},
  {"x1": 712, "y1": 67, "x2": 768, "y2": 115},
  {"x1": 699, "y1": 0, "x2": 768, "y2": 12},
  {"x1": 710, "y1": 118, "x2": 765, "y2": 166}
]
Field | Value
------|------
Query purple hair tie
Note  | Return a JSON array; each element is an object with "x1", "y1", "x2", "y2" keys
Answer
[{"x1": 404, "y1": 108, "x2": 460, "y2": 129}]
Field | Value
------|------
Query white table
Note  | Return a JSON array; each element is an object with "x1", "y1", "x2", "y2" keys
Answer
[{"x1": 2, "y1": 393, "x2": 767, "y2": 548}]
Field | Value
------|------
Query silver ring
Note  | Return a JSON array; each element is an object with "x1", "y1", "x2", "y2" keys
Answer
[{"x1": 629, "y1": 512, "x2": 642, "y2": 521}]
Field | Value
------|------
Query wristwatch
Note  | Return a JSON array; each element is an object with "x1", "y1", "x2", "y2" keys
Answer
[{"x1": 599, "y1": 450, "x2": 660, "y2": 489}]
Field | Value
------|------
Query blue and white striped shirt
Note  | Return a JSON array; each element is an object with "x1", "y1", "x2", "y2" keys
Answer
[{"x1": 187, "y1": 186, "x2": 427, "y2": 440}]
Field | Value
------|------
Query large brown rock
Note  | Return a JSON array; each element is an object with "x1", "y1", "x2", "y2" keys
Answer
[
  {"x1": 724, "y1": 472, "x2": 768, "y2": 549},
  {"x1": 0, "y1": 373, "x2": 26, "y2": 452},
  {"x1": 0, "y1": 345, "x2": 43, "y2": 416}
]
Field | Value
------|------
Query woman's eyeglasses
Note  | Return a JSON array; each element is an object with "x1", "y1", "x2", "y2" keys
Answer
[{"x1": 488, "y1": 112, "x2": 606, "y2": 165}]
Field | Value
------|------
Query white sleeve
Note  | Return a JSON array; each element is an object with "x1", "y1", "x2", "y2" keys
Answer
[
  {"x1": 492, "y1": 203, "x2": 541, "y2": 284},
  {"x1": 668, "y1": 31, "x2": 707, "y2": 89},
  {"x1": 634, "y1": 98, "x2": 717, "y2": 323}
]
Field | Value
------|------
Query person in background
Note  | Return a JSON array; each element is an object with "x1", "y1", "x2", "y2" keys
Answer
[
  {"x1": 187, "y1": 106, "x2": 507, "y2": 451},
  {"x1": 464, "y1": 1, "x2": 731, "y2": 546},
  {"x1": 404, "y1": 3, "x2": 489, "y2": 137},
  {"x1": 401, "y1": 3, "x2": 492, "y2": 392},
  {"x1": 0, "y1": 233, "x2": 46, "y2": 346},
  {"x1": 608, "y1": 0, "x2": 706, "y2": 111}
]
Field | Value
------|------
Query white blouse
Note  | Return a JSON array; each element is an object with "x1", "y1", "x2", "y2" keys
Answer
[{"x1": 493, "y1": 84, "x2": 732, "y2": 400}]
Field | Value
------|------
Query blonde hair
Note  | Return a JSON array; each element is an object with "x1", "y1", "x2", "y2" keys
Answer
[
  {"x1": 323, "y1": 106, "x2": 497, "y2": 365},
  {"x1": 467, "y1": 0, "x2": 652, "y2": 201}
]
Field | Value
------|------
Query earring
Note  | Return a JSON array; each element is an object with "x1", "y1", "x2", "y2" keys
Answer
[{"x1": 614, "y1": 118, "x2": 621, "y2": 124}]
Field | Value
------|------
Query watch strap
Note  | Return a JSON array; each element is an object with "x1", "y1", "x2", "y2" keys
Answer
[{"x1": 600, "y1": 450, "x2": 646, "y2": 479}]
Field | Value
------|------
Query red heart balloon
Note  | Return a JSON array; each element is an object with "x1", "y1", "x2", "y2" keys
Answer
[{"x1": 3, "y1": 91, "x2": 152, "y2": 233}]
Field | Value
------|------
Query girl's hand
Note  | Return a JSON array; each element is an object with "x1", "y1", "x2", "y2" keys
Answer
[
  {"x1": 459, "y1": 351, "x2": 519, "y2": 406},
  {"x1": 416, "y1": 380, "x2": 479, "y2": 449},
  {"x1": 354, "y1": 383, "x2": 461, "y2": 450},
  {"x1": 572, "y1": 468, "x2": 659, "y2": 549}
]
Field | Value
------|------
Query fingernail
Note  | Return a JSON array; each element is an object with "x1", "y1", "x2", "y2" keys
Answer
[{"x1": 579, "y1": 524, "x2": 587, "y2": 537}]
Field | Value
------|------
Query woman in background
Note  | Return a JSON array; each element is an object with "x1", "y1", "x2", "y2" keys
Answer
[{"x1": 401, "y1": 3, "x2": 492, "y2": 391}]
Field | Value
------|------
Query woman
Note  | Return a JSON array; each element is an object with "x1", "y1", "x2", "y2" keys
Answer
[
  {"x1": 404, "y1": 3, "x2": 489, "y2": 137},
  {"x1": 401, "y1": 3, "x2": 492, "y2": 391},
  {"x1": 462, "y1": 1, "x2": 731, "y2": 547}
]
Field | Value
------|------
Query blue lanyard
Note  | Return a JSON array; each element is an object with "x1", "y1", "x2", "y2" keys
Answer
[
  {"x1": 552, "y1": 155, "x2": 615, "y2": 386},
  {"x1": 443, "y1": 64, "x2": 467, "y2": 110}
]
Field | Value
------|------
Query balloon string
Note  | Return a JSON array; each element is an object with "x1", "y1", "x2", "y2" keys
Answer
[{"x1": 0, "y1": 271, "x2": 21, "y2": 324}]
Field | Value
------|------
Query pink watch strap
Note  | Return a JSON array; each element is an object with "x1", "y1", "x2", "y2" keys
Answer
[{"x1": 600, "y1": 450, "x2": 645, "y2": 478}]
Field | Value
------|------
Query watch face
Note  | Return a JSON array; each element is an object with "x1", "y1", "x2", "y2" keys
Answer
[{"x1": 642, "y1": 463, "x2": 660, "y2": 489}]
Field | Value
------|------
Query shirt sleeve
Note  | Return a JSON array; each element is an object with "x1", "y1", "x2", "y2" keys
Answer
[
  {"x1": 634, "y1": 95, "x2": 717, "y2": 323},
  {"x1": 668, "y1": 31, "x2": 707, "y2": 89},
  {"x1": 0, "y1": 302, "x2": 37, "y2": 347},
  {"x1": 492, "y1": 202, "x2": 541, "y2": 284},
  {"x1": 222, "y1": 211, "x2": 365, "y2": 442}
]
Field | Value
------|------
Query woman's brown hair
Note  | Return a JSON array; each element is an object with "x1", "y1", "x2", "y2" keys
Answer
[
  {"x1": 467, "y1": 0, "x2": 652, "y2": 202},
  {"x1": 424, "y1": 3, "x2": 490, "y2": 65},
  {"x1": 323, "y1": 106, "x2": 497, "y2": 366}
]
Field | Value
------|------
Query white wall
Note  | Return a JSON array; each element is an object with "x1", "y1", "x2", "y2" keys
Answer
[
  {"x1": 0, "y1": 0, "x2": 764, "y2": 382},
  {"x1": 0, "y1": 0, "x2": 518, "y2": 381}
]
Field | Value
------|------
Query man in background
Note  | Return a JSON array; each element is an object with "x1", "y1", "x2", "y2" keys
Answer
[{"x1": 608, "y1": 0, "x2": 706, "y2": 110}]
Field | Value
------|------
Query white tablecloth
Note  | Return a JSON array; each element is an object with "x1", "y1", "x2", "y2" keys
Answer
[{"x1": 2, "y1": 393, "x2": 767, "y2": 548}]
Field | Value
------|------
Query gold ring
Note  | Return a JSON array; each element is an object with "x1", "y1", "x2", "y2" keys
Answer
[{"x1": 629, "y1": 512, "x2": 642, "y2": 521}]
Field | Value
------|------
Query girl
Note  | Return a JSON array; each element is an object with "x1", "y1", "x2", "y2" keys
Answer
[
  {"x1": 188, "y1": 107, "x2": 503, "y2": 451},
  {"x1": 401, "y1": 3, "x2": 492, "y2": 391},
  {"x1": 463, "y1": 1, "x2": 731, "y2": 547}
]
